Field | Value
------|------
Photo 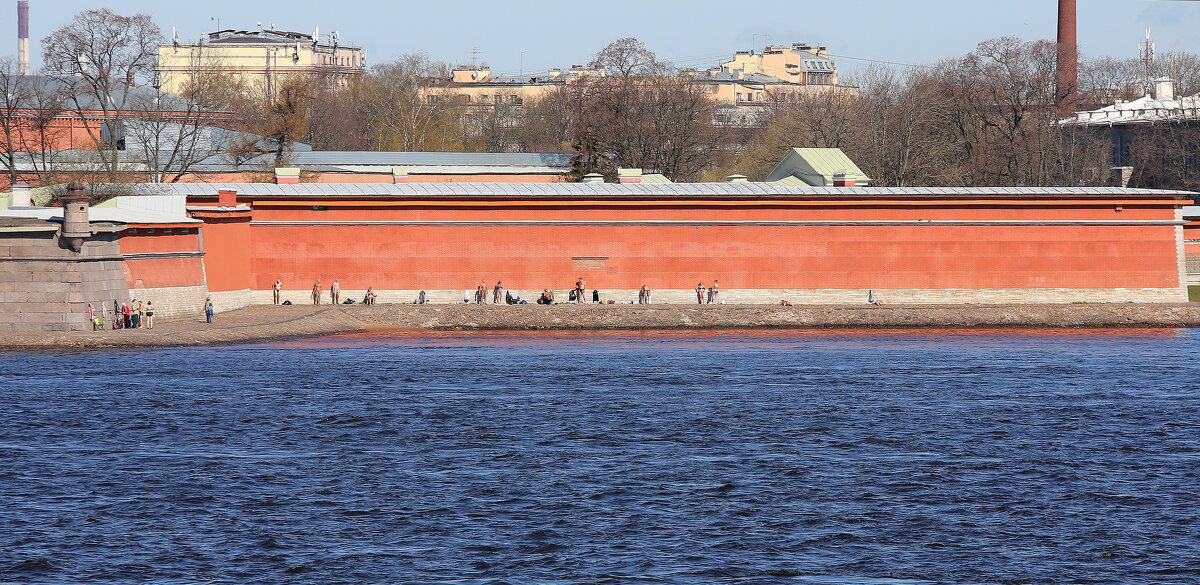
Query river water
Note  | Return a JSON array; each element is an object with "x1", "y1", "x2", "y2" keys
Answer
[{"x1": 1, "y1": 329, "x2": 1199, "y2": 585}]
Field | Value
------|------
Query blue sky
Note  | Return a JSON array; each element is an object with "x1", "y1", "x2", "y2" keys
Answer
[{"x1": 7, "y1": 0, "x2": 1200, "y2": 76}]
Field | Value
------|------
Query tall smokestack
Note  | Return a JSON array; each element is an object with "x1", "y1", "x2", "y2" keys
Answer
[
  {"x1": 1056, "y1": 0, "x2": 1077, "y2": 117},
  {"x1": 17, "y1": 1, "x2": 29, "y2": 75}
]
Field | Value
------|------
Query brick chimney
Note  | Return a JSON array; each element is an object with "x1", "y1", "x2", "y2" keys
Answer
[
  {"x1": 275, "y1": 167, "x2": 300, "y2": 184},
  {"x1": 392, "y1": 167, "x2": 409, "y2": 183},
  {"x1": 1056, "y1": 0, "x2": 1078, "y2": 117},
  {"x1": 832, "y1": 173, "x2": 855, "y2": 187},
  {"x1": 218, "y1": 189, "x2": 238, "y2": 207}
]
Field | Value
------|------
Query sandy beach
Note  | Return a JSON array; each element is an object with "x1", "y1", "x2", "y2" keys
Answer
[{"x1": 3, "y1": 302, "x2": 1200, "y2": 350}]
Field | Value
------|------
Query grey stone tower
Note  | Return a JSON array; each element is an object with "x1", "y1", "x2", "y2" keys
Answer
[{"x1": 59, "y1": 181, "x2": 91, "y2": 252}]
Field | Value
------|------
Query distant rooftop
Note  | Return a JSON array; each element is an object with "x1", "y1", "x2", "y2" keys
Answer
[{"x1": 1063, "y1": 79, "x2": 1200, "y2": 126}]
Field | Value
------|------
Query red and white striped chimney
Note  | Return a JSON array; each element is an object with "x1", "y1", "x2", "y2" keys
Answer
[{"x1": 17, "y1": 1, "x2": 29, "y2": 75}]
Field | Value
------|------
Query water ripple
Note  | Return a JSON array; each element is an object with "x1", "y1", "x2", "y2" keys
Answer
[{"x1": 1, "y1": 329, "x2": 1198, "y2": 584}]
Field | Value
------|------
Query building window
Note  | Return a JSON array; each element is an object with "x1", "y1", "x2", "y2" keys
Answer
[
  {"x1": 508, "y1": 95, "x2": 522, "y2": 105},
  {"x1": 494, "y1": 95, "x2": 502, "y2": 104},
  {"x1": 100, "y1": 121, "x2": 125, "y2": 150}
]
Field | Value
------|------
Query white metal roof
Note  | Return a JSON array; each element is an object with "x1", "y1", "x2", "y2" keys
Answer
[
  {"x1": 117, "y1": 183, "x2": 1197, "y2": 198},
  {"x1": 0, "y1": 206, "x2": 200, "y2": 224}
]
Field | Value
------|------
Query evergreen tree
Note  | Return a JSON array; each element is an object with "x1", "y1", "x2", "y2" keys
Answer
[{"x1": 567, "y1": 126, "x2": 616, "y2": 182}]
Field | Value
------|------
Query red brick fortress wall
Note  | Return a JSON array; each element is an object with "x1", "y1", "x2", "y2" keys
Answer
[{"x1": 228, "y1": 191, "x2": 1190, "y2": 303}]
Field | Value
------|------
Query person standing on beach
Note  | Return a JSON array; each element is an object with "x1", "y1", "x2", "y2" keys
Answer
[
  {"x1": 122, "y1": 302, "x2": 132, "y2": 329},
  {"x1": 86, "y1": 302, "x2": 95, "y2": 326},
  {"x1": 475, "y1": 283, "x2": 485, "y2": 304},
  {"x1": 273, "y1": 280, "x2": 282, "y2": 305},
  {"x1": 493, "y1": 281, "x2": 503, "y2": 304},
  {"x1": 696, "y1": 282, "x2": 705, "y2": 305},
  {"x1": 331, "y1": 279, "x2": 341, "y2": 305},
  {"x1": 204, "y1": 298, "x2": 214, "y2": 323},
  {"x1": 132, "y1": 300, "x2": 143, "y2": 328},
  {"x1": 575, "y1": 277, "x2": 585, "y2": 304},
  {"x1": 712, "y1": 280, "x2": 720, "y2": 304},
  {"x1": 312, "y1": 279, "x2": 322, "y2": 305},
  {"x1": 113, "y1": 300, "x2": 122, "y2": 329},
  {"x1": 145, "y1": 301, "x2": 155, "y2": 329}
]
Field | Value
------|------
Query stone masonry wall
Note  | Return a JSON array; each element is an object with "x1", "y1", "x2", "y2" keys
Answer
[
  {"x1": 131, "y1": 285, "x2": 209, "y2": 322},
  {"x1": 0, "y1": 228, "x2": 129, "y2": 332}
]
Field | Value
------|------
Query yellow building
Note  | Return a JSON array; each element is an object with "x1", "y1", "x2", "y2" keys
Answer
[
  {"x1": 156, "y1": 28, "x2": 365, "y2": 96},
  {"x1": 419, "y1": 43, "x2": 854, "y2": 124},
  {"x1": 423, "y1": 65, "x2": 605, "y2": 107},
  {"x1": 719, "y1": 43, "x2": 838, "y2": 86}
]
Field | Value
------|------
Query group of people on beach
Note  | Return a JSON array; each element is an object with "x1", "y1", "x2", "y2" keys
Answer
[
  {"x1": 270, "y1": 279, "x2": 380, "y2": 306},
  {"x1": 87, "y1": 300, "x2": 155, "y2": 331},
  {"x1": 263, "y1": 277, "x2": 724, "y2": 306},
  {"x1": 308, "y1": 279, "x2": 344, "y2": 305}
]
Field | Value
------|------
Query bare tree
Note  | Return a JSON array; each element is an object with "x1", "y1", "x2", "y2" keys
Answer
[
  {"x1": 228, "y1": 74, "x2": 313, "y2": 168},
  {"x1": 0, "y1": 60, "x2": 71, "y2": 188},
  {"x1": 121, "y1": 50, "x2": 243, "y2": 182},
  {"x1": 41, "y1": 9, "x2": 162, "y2": 183},
  {"x1": 349, "y1": 54, "x2": 466, "y2": 152},
  {"x1": 0, "y1": 57, "x2": 32, "y2": 188},
  {"x1": 588, "y1": 37, "x2": 673, "y2": 78},
  {"x1": 306, "y1": 83, "x2": 367, "y2": 150},
  {"x1": 508, "y1": 85, "x2": 576, "y2": 153},
  {"x1": 574, "y1": 75, "x2": 720, "y2": 180}
]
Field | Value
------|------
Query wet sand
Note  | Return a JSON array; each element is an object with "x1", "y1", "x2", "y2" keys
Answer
[{"x1": 4, "y1": 302, "x2": 1200, "y2": 350}]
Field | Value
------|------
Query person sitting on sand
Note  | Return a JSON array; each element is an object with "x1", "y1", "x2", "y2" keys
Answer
[
  {"x1": 779, "y1": 300, "x2": 793, "y2": 306},
  {"x1": 364, "y1": 287, "x2": 377, "y2": 306}
]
